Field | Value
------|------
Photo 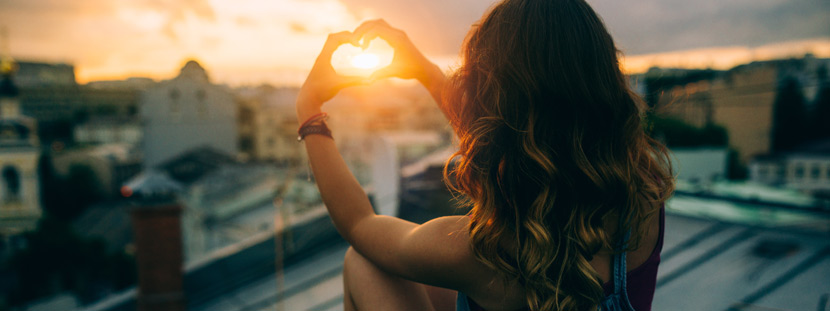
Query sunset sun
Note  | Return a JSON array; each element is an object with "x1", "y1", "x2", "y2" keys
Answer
[{"x1": 351, "y1": 53, "x2": 381, "y2": 69}]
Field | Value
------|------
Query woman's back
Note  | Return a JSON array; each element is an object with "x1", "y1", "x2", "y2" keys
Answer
[{"x1": 457, "y1": 205, "x2": 664, "y2": 311}]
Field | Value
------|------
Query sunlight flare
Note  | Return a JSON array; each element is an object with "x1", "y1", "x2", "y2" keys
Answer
[
  {"x1": 331, "y1": 38, "x2": 394, "y2": 77},
  {"x1": 351, "y1": 53, "x2": 381, "y2": 69}
]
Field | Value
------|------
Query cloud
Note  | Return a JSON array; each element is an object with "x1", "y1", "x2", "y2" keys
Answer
[
  {"x1": 235, "y1": 16, "x2": 259, "y2": 27},
  {"x1": 336, "y1": 0, "x2": 494, "y2": 56},
  {"x1": 336, "y1": 0, "x2": 830, "y2": 57},
  {"x1": 589, "y1": 0, "x2": 830, "y2": 54},
  {"x1": 124, "y1": 0, "x2": 217, "y2": 39}
]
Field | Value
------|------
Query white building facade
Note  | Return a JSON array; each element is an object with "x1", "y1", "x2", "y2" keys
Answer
[
  {"x1": 749, "y1": 141, "x2": 830, "y2": 196},
  {"x1": 140, "y1": 60, "x2": 238, "y2": 167}
]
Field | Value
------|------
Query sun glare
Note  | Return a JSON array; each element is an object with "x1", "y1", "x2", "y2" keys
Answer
[{"x1": 351, "y1": 53, "x2": 380, "y2": 69}]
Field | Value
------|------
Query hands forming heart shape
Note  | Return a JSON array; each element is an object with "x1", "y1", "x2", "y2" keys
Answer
[
  {"x1": 298, "y1": 19, "x2": 440, "y2": 109},
  {"x1": 331, "y1": 38, "x2": 394, "y2": 78}
]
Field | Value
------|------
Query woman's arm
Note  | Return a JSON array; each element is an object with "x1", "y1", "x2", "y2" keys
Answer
[{"x1": 296, "y1": 30, "x2": 478, "y2": 292}]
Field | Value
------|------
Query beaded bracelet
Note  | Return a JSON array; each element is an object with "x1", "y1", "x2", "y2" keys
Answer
[{"x1": 299, "y1": 112, "x2": 328, "y2": 129}]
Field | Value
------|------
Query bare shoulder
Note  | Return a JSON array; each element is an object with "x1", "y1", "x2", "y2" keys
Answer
[
  {"x1": 394, "y1": 216, "x2": 489, "y2": 290},
  {"x1": 410, "y1": 217, "x2": 528, "y2": 309},
  {"x1": 401, "y1": 216, "x2": 474, "y2": 271},
  {"x1": 415, "y1": 216, "x2": 471, "y2": 242}
]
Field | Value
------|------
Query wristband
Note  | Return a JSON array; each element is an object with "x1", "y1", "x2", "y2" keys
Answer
[{"x1": 297, "y1": 122, "x2": 333, "y2": 141}]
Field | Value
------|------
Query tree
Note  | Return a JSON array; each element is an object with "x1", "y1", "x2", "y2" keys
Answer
[
  {"x1": 4, "y1": 216, "x2": 136, "y2": 307},
  {"x1": 726, "y1": 149, "x2": 748, "y2": 180},
  {"x1": 59, "y1": 164, "x2": 104, "y2": 220},
  {"x1": 809, "y1": 83, "x2": 830, "y2": 142},
  {"x1": 38, "y1": 156, "x2": 104, "y2": 221},
  {"x1": 646, "y1": 114, "x2": 728, "y2": 148},
  {"x1": 770, "y1": 77, "x2": 808, "y2": 151},
  {"x1": 38, "y1": 153, "x2": 60, "y2": 215}
]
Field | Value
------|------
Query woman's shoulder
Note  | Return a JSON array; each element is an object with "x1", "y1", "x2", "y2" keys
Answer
[
  {"x1": 414, "y1": 216, "x2": 478, "y2": 265},
  {"x1": 420, "y1": 216, "x2": 529, "y2": 310},
  {"x1": 417, "y1": 216, "x2": 472, "y2": 246}
]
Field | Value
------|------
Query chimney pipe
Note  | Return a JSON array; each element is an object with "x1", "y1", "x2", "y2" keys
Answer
[{"x1": 130, "y1": 203, "x2": 185, "y2": 311}]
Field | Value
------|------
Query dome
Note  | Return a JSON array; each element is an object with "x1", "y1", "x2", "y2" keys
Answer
[{"x1": 177, "y1": 59, "x2": 210, "y2": 83}]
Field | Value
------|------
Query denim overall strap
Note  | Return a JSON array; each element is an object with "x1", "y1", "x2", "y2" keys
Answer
[
  {"x1": 456, "y1": 292, "x2": 472, "y2": 311},
  {"x1": 599, "y1": 217, "x2": 636, "y2": 311},
  {"x1": 612, "y1": 229, "x2": 632, "y2": 295}
]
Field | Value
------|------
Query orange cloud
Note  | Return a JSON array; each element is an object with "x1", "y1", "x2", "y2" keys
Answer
[{"x1": 621, "y1": 38, "x2": 830, "y2": 74}]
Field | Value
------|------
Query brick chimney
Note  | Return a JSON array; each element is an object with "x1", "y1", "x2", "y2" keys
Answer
[{"x1": 125, "y1": 171, "x2": 186, "y2": 311}]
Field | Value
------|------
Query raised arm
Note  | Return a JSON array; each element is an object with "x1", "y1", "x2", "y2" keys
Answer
[{"x1": 295, "y1": 30, "x2": 477, "y2": 292}]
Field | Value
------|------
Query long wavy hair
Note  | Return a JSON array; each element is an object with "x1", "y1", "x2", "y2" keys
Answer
[{"x1": 442, "y1": 0, "x2": 674, "y2": 310}]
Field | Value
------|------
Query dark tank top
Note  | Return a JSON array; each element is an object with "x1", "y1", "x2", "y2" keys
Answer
[
  {"x1": 601, "y1": 206, "x2": 665, "y2": 311},
  {"x1": 458, "y1": 207, "x2": 665, "y2": 311}
]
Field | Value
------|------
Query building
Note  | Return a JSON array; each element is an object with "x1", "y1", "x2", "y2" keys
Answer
[
  {"x1": 14, "y1": 61, "x2": 81, "y2": 126},
  {"x1": 654, "y1": 56, "x2": 830, "y2": 164},
  {"x1": 750, "y1": 139, "x2": 830, "y2": 197},
  {"x1": 51, "y1": 143, "x2": 142, "y2": 197},
  {"x1": 126, "y1": 146, "x2": 280, "y2": 262},
  {"x1": 0, "y1": 56, "x2": 42, "y2": 236},
  {"x1": 655, "y1": 65, "x2": 776, "y2": 163},
  {"x1": 670, "y1": 147, "x2": 729, "y2": 185},
  {"x1": 140, "y1": 60, "x2": 237, "y2": 166},
  {"x1": 73, "y1": 116, "x2": 142, "y2": 146},
  {"x1": 79, "y1": 78, "x2": 152, "y2": 120},
  {"x1": 236, "y1": 86, "x2": 302, "y2": 164}
]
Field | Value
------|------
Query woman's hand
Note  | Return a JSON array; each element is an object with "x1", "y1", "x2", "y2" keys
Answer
[
  {"x1": 297, "y1": 31, "x2": 367, "y2": 121},
  {"x1": 353, "y1": 20, "x2": 445, "y2": 100}
]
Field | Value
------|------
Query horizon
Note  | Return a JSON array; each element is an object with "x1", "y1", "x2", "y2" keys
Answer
[{"x1": 8, "y1": 37, "x2": 829, "y2": 88}]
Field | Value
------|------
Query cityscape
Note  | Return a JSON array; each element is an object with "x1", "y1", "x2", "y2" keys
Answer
[{"x1": 1, "y1": 1, "x2": 829, "y2": 311}]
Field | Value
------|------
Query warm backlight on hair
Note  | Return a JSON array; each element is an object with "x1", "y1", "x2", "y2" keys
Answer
[{"x1": 351, "y1": 53, "x2": 380, "y2": 69}]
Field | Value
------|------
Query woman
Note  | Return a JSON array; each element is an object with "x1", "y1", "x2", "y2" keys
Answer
[{"x1": 295, "y1": 0, "x2": 673, "y2": 310}]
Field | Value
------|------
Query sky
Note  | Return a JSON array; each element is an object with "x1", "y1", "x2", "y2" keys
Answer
[{"x1": 0, "y1": 0, "x2": 828, "y2": 86}]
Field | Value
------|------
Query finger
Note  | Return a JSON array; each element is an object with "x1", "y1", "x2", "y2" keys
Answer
[
  {"x1": 352, "y1": 19, "x2": 382, "y2": 39},
  {"x1": 353, "y1": 19, "x2": 401, "y2": 47},
  {"x1": 317, "y1": 31, "x2": 356, "y2": 62},
  {"x1": 360, "y1": 29, "x2": 381, "y2": 50}
]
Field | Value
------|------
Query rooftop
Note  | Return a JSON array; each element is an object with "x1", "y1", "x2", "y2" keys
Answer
[{"x1": 183, "y1": 207, "x2": 829, "y2": 311}]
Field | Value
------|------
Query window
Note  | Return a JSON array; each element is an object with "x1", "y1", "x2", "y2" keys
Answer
[
  {"x1": 758, "y1": 166, "x2": 768, "y2": 179},
  {"x1": 197, "y1": 89, "x2": 208, "y2": 118},
  {"x1": 811, "y1": 165, "x2": 821, "y2": 180},
  {"x1": 2, "y1": 166, "x2": 21, "y2": 202},
  {"x1": 169, "y1": 88, "x2": 180, "y2": 100},
  {"x1": 169, "y1": 88, "x2": 181, "y2": 115},
  {"x1": 793, "y1": 163, "x2": 805, "y2": 180}
]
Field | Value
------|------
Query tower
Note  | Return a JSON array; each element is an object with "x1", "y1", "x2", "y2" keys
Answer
[{"x1": 0, "y1": 35, "x2": 42, "y2": 236}]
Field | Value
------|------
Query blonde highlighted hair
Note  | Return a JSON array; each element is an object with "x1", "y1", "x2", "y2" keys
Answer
[{"x1": 442, "y1": 0, "x2": 674, "y2": 309}]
